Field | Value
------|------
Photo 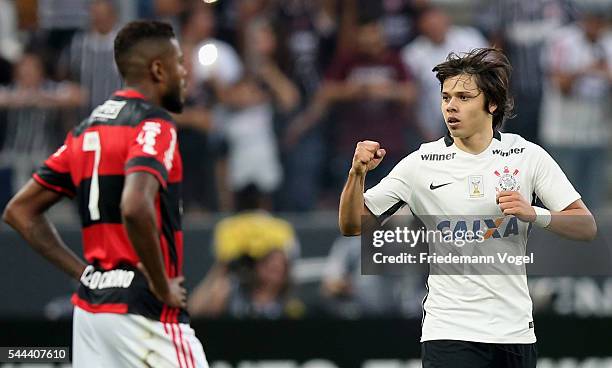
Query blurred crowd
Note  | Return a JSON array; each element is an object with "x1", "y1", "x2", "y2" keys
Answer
[
  {"x1": 0, "y1": 0, "x2": 611, "y2": 213},
  {"x1": 1, "y1": 0, "x2": 612, "y2": 319}
]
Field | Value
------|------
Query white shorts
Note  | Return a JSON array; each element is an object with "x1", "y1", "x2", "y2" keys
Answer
[{"x1": 73, "y1": 306, "x2": 209, "y2": 368}]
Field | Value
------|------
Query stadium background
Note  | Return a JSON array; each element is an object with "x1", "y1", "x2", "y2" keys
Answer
[{"x1": 1, "y1": 0, "x2": 612, "y2": 366}]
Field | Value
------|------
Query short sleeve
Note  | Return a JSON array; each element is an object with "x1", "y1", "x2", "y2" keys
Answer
[
  {"x1": 364, "y1": 152, "x2": 417, "y2": 220},
  {"x1": 125, "y1": 118, "x2": 178, "y2": 189},
  {"x1": 32, "y1": 134, "x2": 76, "y2": 197},
  {"x1": 532, "y1": 145, "x2": 581, "y2": 211}
]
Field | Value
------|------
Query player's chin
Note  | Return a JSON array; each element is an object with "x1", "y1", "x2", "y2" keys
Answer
[
  {"x1": 162, "y1": 93, "x2": 184, "y2": 113},
  {"x1": 446, "y1": 126, "x2": 464, "y2": 137}
]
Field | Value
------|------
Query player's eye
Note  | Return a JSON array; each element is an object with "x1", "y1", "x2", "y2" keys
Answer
[
  {"x1": 459, "y1": 95, "x2": 471, "y2": 101},
  {"x1": 442, "y1": 96, "x2": 450, "y2": 102}
]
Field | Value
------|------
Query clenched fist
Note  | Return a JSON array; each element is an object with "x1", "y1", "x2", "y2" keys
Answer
[
  {"x1": 497, "y1": 191, "x2": 536, "y2": 223},
  {"x1": 351, "y1": 140, "x2": 386, "y2": 176}
]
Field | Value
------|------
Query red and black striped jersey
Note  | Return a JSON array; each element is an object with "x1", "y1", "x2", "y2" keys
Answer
[{"x1": 33, "y1": 90, "x2": 188, "y2": 323}]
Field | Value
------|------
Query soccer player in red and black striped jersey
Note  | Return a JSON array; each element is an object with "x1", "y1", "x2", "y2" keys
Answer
[{"x1": 3, "y1": 21, "x2": 209, "y2": 368}]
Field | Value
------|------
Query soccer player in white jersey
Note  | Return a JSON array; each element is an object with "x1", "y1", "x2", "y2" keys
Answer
[{"x1": 339, "y1": 48, "x2": 597, "y2": 368}]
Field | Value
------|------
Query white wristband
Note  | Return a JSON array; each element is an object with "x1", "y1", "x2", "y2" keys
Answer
[{"x1": 533, "y1": 206, "x2": 552, "y2": 228}]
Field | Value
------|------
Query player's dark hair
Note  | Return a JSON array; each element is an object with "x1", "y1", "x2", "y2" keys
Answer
[
  {"x1": 114, "y1": 20, "x2": 176, "y2": 79},
  {"x1": 433, "y1": 48, "x2": 514, "y2": 130}
]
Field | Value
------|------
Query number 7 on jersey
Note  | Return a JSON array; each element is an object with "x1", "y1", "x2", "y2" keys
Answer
[{"x1": 83, "y1": 131, "x2": 101, "y2": 221}]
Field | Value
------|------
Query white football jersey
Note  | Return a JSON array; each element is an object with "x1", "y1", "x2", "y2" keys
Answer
[{"x1": 364, "y1": 132, "x2": 581, "y2": 344}]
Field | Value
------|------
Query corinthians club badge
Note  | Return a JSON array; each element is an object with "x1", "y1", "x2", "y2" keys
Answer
[{"x1": 494, "y1": 167, "x2": 520, "y2": 192}]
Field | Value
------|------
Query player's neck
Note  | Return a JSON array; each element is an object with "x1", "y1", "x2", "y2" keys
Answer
[
  {"x1": 123, "y1": 83, "x2": 161, "y2": 106},
  {"x1": 453, "y1": 129, "x2": 494, "y2": 155}
]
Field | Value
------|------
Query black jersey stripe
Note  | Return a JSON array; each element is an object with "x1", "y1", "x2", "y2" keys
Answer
[
  {"x1": 125, "y1": 156, "x2": 169, "y2": 184},
  {"x1": 159, "y1": 183, "x2": 182, "y2": 273},
  {"x1": 163, "y1": 183, "x2": 182, "y2": 230},
  {"x1": 36, "y1": 165, "x2": 76, "y2": 194},
  {"x1": 421, "y1": 278, "x2": 429, "y2": 328},
  {"x1": 77, "y1": 175, "x2": 125, "y2": 226},
  {"x1": 74, "y1": 263, "x2": 189, "y2": 323},
  {"x1": 375, "y1": 201, "x2": 407, "y2": 225}
]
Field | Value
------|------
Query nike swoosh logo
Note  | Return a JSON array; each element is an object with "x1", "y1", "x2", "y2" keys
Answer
[{"x1": 430, "y1": 182, "x2": 453, "y2": 190}]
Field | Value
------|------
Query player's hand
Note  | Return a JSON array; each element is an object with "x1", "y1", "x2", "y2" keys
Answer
[
  {"x1": 138, "y1": 263, "x2": 187, "y2": 308},
  {"x1": 351, "y1": 140, "x2": 386, "y2": 176},
  {"x1": 162, "y1": 276, "x2": 188, "y2": 309},
  {"x1": 497, "y1": 191, "x2": 536, "y2": 223}
]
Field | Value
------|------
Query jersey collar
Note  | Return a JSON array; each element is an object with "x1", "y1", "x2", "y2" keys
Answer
[
  {"x1": 114, "y1": 89, "x2": 147, "y2": 100},
  {"x1": 444, "y1": 130, "x2": 501, "y2": 147}
]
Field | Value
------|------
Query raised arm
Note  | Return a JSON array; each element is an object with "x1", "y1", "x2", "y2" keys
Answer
[
  {"x1": 2, "y1": 180, "x2": 86, "y2": 280},
  {"x1": 283, "y1": 81, "x2": 362, "y2": 147},
  {"x1": 339, "y1": 140, "x2": 386, "y2": 235},
  {"x1": 257, "y1": 62, "x2": 301, "y2": 113}
]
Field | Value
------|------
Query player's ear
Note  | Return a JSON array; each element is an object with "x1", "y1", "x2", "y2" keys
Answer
[
  {"x1": 150, "y1": 59, "x2": 165, "y2": 83},
  {"x1": 488, "y1": 102, "x2": 498, "y2": 114}
]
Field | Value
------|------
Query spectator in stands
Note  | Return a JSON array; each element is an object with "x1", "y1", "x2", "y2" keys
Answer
[
  {"x1": 402, "y1": 5, "x2": 487, "y2": 139},
  {"x1": 478, "y1": 0, "x2": 574, "y2": 143},
  {"x1": 539, "y1": 7, "x2": 612, "y2": 208},
  {"x1": 181, "y1": 1, "x2": 214, "y2": 46},
  {"x1": 0, "y1": 52, "x2": 84, "y2": 195},
  {"x1": 214, "y1": 0, "x2": 276, "y2": 50},
  {"x1": 275, "y1": 0, "x2": 339, "y2": 105},
  {"x1": 182, "y1": 2, "x2": 243, "y2": 97},
  {"x1": 216, "y1": 18, "x2": 300, "y2": 209},
  {"x1": 58, "y1": 0, "x2": 123, "y2": 117},
  {"x1": 188, "y1": 185, "x2": 304, "y2": 319},
  {"x1": 172, "y1": 41, "x2": 217, "y2": 214},
  {"x1": 322, "y1": 235, "x2": 424, "y2": 318},
  {"x1": 0, "y1": 0, "x2": 22, "y2": 84},
  {"x1": 138, "y1": 0, "x2": 184, "y2": 31},
  {"x1": 179, "y1": 2, "x2": 244, "y2": 210},
  {"x1": 275, "y1": 0, "x2": 340, "y2": 211},
  {"x1": 34, "y1": 0, "x2": 91, "y2": 76},
  {"x1": 359, "y1": 0, "x2": 426, "y2": 51},
  {"x1": 285, "y1": 15, "x2": 419, "y2": 196},
  {"x1": 14, "y1": 0, "x2": 37, "y2": 32}
]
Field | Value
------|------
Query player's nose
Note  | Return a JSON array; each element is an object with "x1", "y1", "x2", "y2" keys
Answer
[{"x1": 446, "y1": 98, "x2": 458, "y2": 112}]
